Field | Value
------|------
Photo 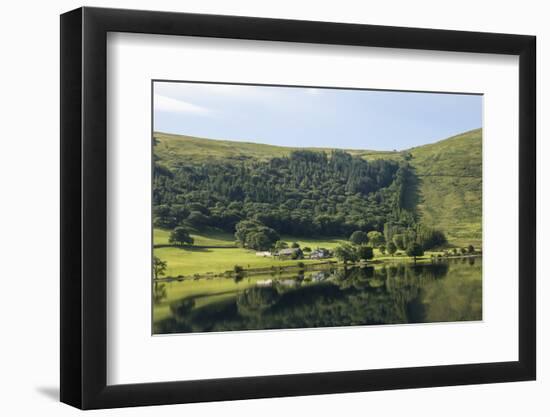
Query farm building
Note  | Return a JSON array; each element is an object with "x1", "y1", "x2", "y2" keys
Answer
[
  {"x1": 309, "y1": 248, "x2": 331, "y2": 260},
  {"x1": 276, "y1": 247, "x2": 303, "y2": 259}
]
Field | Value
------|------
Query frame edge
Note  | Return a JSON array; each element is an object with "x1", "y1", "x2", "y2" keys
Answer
[{"x1": 60, "y1": 7, "x2": 84, "y2": 409}]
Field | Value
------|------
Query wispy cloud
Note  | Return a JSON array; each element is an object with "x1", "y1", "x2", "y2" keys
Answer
[{"x1": 154, "y1": 94, "x2": 211, "y2": 115}]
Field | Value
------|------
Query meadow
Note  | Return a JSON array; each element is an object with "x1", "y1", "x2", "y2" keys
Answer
[
  {"x1": 154, "y1": 230, "x2": 341, "y2": 277},
  {"x1": 153, "y1": 228, "x2": 453, "y2": 278}
]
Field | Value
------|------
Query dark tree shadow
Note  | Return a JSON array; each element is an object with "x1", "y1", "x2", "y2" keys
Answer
[{"x1": 402, "y1": 165, "x2": 422, "y2": 214}]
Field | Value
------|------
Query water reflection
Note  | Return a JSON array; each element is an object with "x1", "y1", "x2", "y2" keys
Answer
[{"x1": 153, "y1": 258, "x2": 482, "y2": 334}]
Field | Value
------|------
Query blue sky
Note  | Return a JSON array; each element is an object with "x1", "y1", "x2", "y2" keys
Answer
[{"x1": 153, "y1": 82, "x2": 482, "y2": 151}]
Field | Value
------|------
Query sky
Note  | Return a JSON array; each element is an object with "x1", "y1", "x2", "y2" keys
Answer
[{"x1": 153, "y1": 81, "x2": 482, "y2": 151}]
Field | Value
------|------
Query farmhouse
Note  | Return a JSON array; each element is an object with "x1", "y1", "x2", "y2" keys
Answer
[
  {"x1": 255, "y1": 251, "x2": 272, "y2": 257},
  {"x1": 277, "y1": 248, "x2": 297, "y2": 256},
  {"x1": 309, "y1": 248, "x2": 331, "y2": 260},
  {"x1": 276, "y1": 247, "x2": 302, "y2": 259}
]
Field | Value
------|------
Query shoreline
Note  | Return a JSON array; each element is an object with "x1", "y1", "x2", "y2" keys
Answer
[{"x1": 154, "y1": 254, "x2": 482, "y2": 283}]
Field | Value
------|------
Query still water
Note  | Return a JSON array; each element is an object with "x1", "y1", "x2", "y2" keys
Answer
[{"x1": 153, "y1": 258, "x2": 482, "y2": 334}]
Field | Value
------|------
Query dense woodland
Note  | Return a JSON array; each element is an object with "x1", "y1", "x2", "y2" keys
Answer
[{"x1": 153, "y1": 146, "x2": 446, "y2": 251}]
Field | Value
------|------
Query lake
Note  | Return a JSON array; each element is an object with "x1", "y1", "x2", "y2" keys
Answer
[{"x1": 153, "y1": 257, "x2": 482, "y2": 334}]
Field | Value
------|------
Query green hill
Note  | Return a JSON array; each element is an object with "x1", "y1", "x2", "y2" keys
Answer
[
  {"x1": 409, "y1": 129, "x2": 482, "y2": 247},
  {"x1": 153, "y1": 132, "x2": 402, "y2": 166},
  {"x1": 153, "y1": 129, "x2": 482, "y2": 247}
]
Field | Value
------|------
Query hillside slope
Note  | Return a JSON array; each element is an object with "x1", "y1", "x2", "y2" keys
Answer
[
  {"x1": 153, "y1": 132, "x2": 402, "y2": 166},
  {"x1": 409, "y1": 129, "x2": 482, "y2": 246},
  {"x1": 153, "y1": 129, "x2": 482, "y2": 247}
]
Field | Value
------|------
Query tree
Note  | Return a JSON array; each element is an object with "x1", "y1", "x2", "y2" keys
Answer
[
  {"x1": 416, "y1": 226, "x2": 447, "y2": 250},
  {"x1": 169, "y1": 226, "x2": 194, "y2": 246},
  {"x1": 235, "y1": 220, "x2": 280, "y2": 251},
  {"x1": 153, "y1": 256, "x2": 167, "y2": 280},
  {"x1": 291, "y1": 242, "x2": 300, "y2": 248},
  {"x1": 357, "y1": 245, "x2": 374, "y2": 262},
  {"x1": 334, "y1": 244, "x2": 358, "y2": 264},
  {"x1": 460, "y1": 247, "x2": 468, "y2": 255},
  {"x1": 349, "y1": 230, "x2": 369, "y2": 245},
  {"x1": 393, "y1": 234, "x2": 406, "y2": 250},
  {"x1": 185, "y1": 210, "x2": 210, "y2": 228},
  {"x1": 379, "y1": 245, "x2": 386, "y2": 255},
  {"x1": 235, "y1": 220, "x2": 259, "y2": 244},
  {"x1": 153, "y1": 204, "x2": 177, "y2": 229},
  {"x1": 406, "y1": 242, "x2": 424, "y2": 263},
  {"x1": 302, "y1": 246, "x2": 312, "y2": 253},
  {"x1": 188, "y1": 202, "x2": 209, "y2": 214},
  {"x1": 468, "y1": 244, "x2": 475, "y2": 254},
  {"x1": 387, "y1": 241, "x2": 397, "y2": 256},
  {"x1": 367, "y1": 231, "x2": 384, "y2": 247},
  {"x1": 274, "y1": 240, "x2": 288, "y2": 251},
  {"x1": 245, "y1": 228, "x2": 280, "y2": 251}
]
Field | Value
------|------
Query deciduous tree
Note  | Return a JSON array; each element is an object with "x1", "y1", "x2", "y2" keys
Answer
[
  {"x1": 169, "y1": 227, "x2": 194, "y2": 246},
  {"x1": 406, "y1": 242, "x2": 424, "y2": 263}
]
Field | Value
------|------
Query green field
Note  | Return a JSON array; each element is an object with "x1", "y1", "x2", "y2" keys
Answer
[
  {"x1": 279, "y1": 235, "x2": 346, "y2": 250},
  {"x1": 155, "y1": 239, "x2": 335, "y2": 277},
  {"x1": 154, "y1": 228, "x2": 453, "y2": 278},
  {"x1": 154, "y1": 228, "x2": 236, "y2": 247}
]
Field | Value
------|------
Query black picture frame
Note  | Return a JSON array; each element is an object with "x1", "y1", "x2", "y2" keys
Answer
[{"x1": 60, "y1": 6, "x2": 536, "y2": 410}]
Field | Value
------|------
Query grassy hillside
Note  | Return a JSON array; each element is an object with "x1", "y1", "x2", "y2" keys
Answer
[
  {"x1": 154, "y1": 132, "x2": 292, "y2": 166},
  {"x1": 153, "y1": 129, "x2": 482, "y2": 247},
  {"x1": 409, "y1": 129, "x2": 482, "y2": 247},
  {"x1": 154, "y1": 131, "x2": 402, "y2": 167}
]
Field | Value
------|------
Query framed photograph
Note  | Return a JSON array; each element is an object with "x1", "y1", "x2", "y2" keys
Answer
[{"x1": 60, "y1": 6, "x2": 536, "y2": 409}]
